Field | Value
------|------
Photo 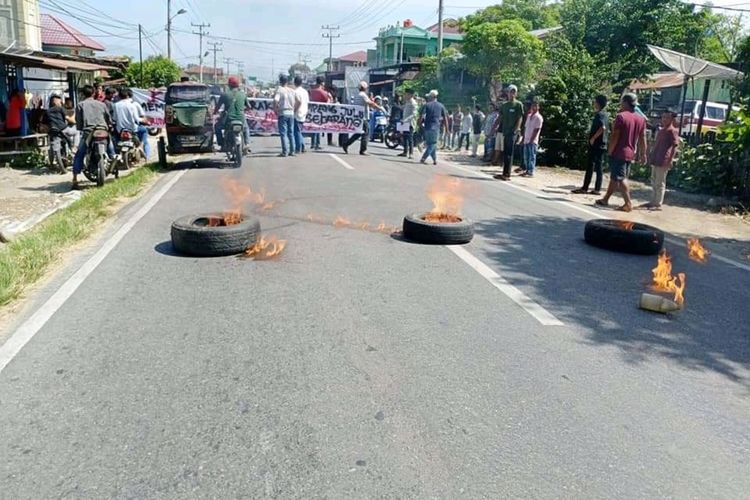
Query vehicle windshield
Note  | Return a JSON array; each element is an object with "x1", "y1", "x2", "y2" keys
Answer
[{"x1": 166, "y1": 85, "x2": 209, "y2": 103}]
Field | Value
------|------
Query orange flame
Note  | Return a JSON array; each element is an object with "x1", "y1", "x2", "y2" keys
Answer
[
  {"x1": 246, "y1": 235, "x2": 286, "y2": 260},
  {"x1": 616, "y1": 220, "x2": 635, "y2": 230},
  {"x1": 687, "y1": 238, "x2": 710, "y2": 263},
  {"x1": 333, "y1": 216, "x2": 352, "y2": 227},
  {"x1": 428, "y1": 175, "x2": 466, "y2": 218},
  {"x1": 221, "y1": 177, "x2": 266, "y2": 208},
  {"x1": 222, "y1": 210, "x2": 242, "y2": 225},
  {"x1": 423, "y1": 213, "x2": 462, "y2": 223},
  {"x1": 651, "y1": 250, "x2": 686, "y2": 306}
]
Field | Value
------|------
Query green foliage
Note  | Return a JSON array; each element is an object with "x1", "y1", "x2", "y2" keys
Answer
[
  {"x1": 735, "y1": 36, "x2": 750, "y2": 102},
  {"x1": 560, "y1": 0, "x2": 724, "y2": 83},
  {"x1": 530, "y1": 35, "x2": 608, "y2": 168},
  {"x1": 126, "y1": 56, "x2": 181, "y2": 89},
  {"x1": 669, "y1": 107, "x2": 750, "y2": 199},
  {"x1": 460, "y1": 0, "x2": 560, "y2": 31},
  {"x1": 462, "y1": 19, "x2": 545, "y2": 96},
  {"x1": 8, "y1": 148, "x2": 48, "y2": 170}
]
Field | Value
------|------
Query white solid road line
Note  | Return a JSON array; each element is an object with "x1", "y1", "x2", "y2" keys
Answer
[
  {"x1": 446, "y1": 245, "x2": 564, "y2": 327},
  {"x1": 329, "y1": 153, "x2": 355, "y2": 170},
  {"x1": 446, "y1": 161, "x2": 750, "y2": 273},
  {"x1": 0, "y1": 170, "x2": 187, "y2": 374}
]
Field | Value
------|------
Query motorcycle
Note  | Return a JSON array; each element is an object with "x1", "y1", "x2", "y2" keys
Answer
[
  {"x1": 384, "y1": 123, "x2": 403, "y2": 150},
  {"x1": 48, "y1": 128, "x2": 72, "y2": 174},
  {"x1": 225, "y1": 120, "x2": 244, "y2": 168},
  {"x1": 83, "y1": 125, "x2": 117, "y2": 187},
  {"x1": 116, "y1": 129, "x2": 143, "y2": 170}
]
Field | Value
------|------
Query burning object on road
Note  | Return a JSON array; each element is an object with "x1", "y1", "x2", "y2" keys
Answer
[
  {"x1": 402, "y1": 175, "x2": 474, "y2": 245},
  {"x1": 171, "y1": 213, "x2": 261, "y2": 257},
  {"x1": 639, "y1": 250, "x2": 686, "y2": 314},
  {"x1": 687, "y1": 238, "x2": 710, "y2": 263},
  {"x1": 584, "y1": 219, "x2": 664, "y2": 255}
]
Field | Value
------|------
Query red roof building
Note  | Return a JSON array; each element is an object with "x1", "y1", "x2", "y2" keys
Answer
[
  {"x1": 41, "y1": 14, "x2": 105, "y2": 56},
  {"x1": 426, "y1": 19, "x2": 461, "y2": 35},
  {"x1": 338, "y1": 50, "x2": 368, "y2": 64}
]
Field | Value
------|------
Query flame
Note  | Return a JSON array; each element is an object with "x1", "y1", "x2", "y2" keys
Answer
[
  {"x1": 222, "y1": 210, "x2": 242, "y2": 225},
  {"x1": 616, "y1": 220, "x2": 635, "y2": 231},
  {"x1": 333, "y1": 216, "x2": 352, "y2": 227},
  {"x1": 651, "y1": 250, "x2": 686, "y2": 306},
  {"x1": 687, "y1": 238, "x2": 710, "y2": 263},
  {"x1": 428, "y1": 175, "x2": 466, "y2": 218},
  {"x1": 246, "y1": 235, "x2": 286, "y2": 260},
  {"x1": 423, "y1": 213, "x2": 462, "y2": 223},
  {"x1": 221, "y1": 177, "x2": 266, "y2": 207}
]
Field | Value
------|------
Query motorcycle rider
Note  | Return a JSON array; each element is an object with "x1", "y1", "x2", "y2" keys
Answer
[
  {"x1": 369, "y1": 96, "x2": 385, "y2": 141},
  {"x1": 215, "y1": 76, "x2": 249, "y2": 153},
  {"x1": 72, "y1": 85, "x2": 112, "y2": 190},
  {"x1": 113, "y1": 87, "x2": 150, "y2": 161}
]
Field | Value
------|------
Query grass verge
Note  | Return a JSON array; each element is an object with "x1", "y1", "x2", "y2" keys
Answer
[{"x1": 0, "y1": 164, "x2": 161, "y2": 308}]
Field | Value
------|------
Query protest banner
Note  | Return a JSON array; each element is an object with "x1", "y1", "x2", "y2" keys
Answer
[
  {"x1": 132, "y1": 88, "x2": 166, "y2": 127},
  {"x1": 246, "y1": 98, "x2": 365, "y2": 134}
]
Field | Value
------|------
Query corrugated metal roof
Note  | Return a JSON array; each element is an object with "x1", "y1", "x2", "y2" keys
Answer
[
  {"x1": 41, "y1": 14, "x2": 105, "y2": 51},
  {"x1": 630, "y1": 72, "x2": 687, "y2": 90},
  {"x1": 338, "y1": 50, "x2": 368, "y2": 63}
]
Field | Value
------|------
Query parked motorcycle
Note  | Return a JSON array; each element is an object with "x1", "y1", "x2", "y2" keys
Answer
[
  {"x1": 384, "y1": 124, "x2": 402, "y2": 150},
  {"x1": 83, "y1": 126, "x2": 117, "y2": 187},
  {"x1": 225, "y1": 120, "x2": 244, "y2": 168},
  {"x1": 372, "y1": 114, "x2": 389, "y2": 143},
  {"x1": 116, "y1": 129, "x2": 143, "y2": 170},
  {"x1": 48, "y1": 128, "x2": 72, "y2": 174}
]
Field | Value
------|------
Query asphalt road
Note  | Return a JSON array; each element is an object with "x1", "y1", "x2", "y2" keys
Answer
[{"x1": 1, "y1": 137, "x2": 749, "y2": 499}]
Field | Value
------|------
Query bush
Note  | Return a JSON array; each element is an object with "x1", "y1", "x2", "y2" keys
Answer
[{"x1": 8, "y1": 148, "x2": 48, "y2": 170}]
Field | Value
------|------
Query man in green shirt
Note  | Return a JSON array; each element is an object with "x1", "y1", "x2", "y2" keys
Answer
[
  {"x1": 216, "y1": 76, "x2": 249, "y2": 152},
  {"x1": 493, "y1": 84, "x2": 524, "y2": 181}
]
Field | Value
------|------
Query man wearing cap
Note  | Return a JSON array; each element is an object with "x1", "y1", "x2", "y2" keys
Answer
[
  {"x1": 419, "y1": 89, "x2": 449, "y2": 165},
  {"x1": 493, "y1": 84, "x2": 524, "y2": 180},
  {"x1": 216, "y1": 76, "x2": 249, "y2": 153},
  {"x1": 398, "y1": 88, "x2": 418, "y2": 159},
  {"x1": 595, "y1": 93, "x2": 647, "y2": 212},
  {"x1": 342, "y1": 81, "x2": 385, "y2": 155}
]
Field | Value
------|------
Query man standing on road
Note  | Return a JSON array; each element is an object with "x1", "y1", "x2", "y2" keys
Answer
[
  {"x1": 309, "y1": 76, "x2": 330, "y2": 151},
  {"x1": 112, "y1": 87, "x2": 150, "y2": 161},
  {"x1": 419, "y1": 90, "x2": 448, "y2": 166},
  {"x1": 450, "y1": 105, "x2": 463, "y2": 150},
  {"x1": 482, "y1": 103, "x2": 498, "y2": 162},
  {"x1": 596, "y1": 93, "x2": 647, "y2": 212},
  {"x1": 644, "y1": 111, "x2": 679, "y2": 210},
  {"x1": 398, "y1": 88, "x2": 418, "y2": 159},
  {"x1": 293, "y1": 76, "x2": 310, "y2": 154},
  {"x1": 494, "y1": 84, "x2": 524, "y2": 181},
  {"x1": 520, "y1": 100, "x2": 543, "y2": 177},
  {"x1": 572, "y1": 94, "x2": 609, "y2": 195},
  {"x1": 274, "y1": 75, "x2": 298, "y2": 157},
  {"x1": 342, "y1": 81, "x2": 385, "y2": 156},
  {"x1": 72, "y1": 85, "x2": 112, "y2": 190},
  {"x1": 470, "y1": 105, "x2": 485, "y2": 157}
]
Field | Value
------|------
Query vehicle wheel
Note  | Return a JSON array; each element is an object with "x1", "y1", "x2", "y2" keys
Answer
[
  {"x1": 384, "y1": 133, "x2": 400, "y2": 149},
  {"x1": 52, "y1": 148, "x2": 66, "y2": 174},
  {"x1": 233, "y1": 142, "x2": 242, "y2": 168},
  {"x1": 157, "y1": 137, "x2": 168, "y2": 169},
  {"x1": 171, "y1": 213, "x2": 261, "y2": 257},
  {"x1": 402, "y1": 213, "x2": 474, "y2": 245},
  {"x1": 148, "y1": 127, "x2": 161, "y2": 137},
  {"x1": 122, "y1": 151, "x2": 130, "y2": 170},
  {"x1": 584, "y1": 219, "x2": 664, "y2": 255},
  {"x1": 97, "y1": 159, "x2": 106, "y2": 187}
]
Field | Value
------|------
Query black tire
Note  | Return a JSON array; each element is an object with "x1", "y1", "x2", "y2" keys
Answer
[
  {"x1": 385, "y1": 132, "x2": 400, "y2": 149},
  {"x1": 233, "y1": 142, "x2": 242, "y2": 168},
  {"x1": 148, "y1": 127, "x2": 161, "y2": 137},
  {"x1": 157, "y1": 136, "x2": 167, "y2": 169},
  {"x1": 171, "y1": 213, "x2": 260, "y2": 257},
  {"x1": 123, "y1": 151, "x2": 130, "y2": 170},
  {"x1": 402, "y1": 213, "x2": 474, "y2": 245},
  {"x1": 584, "y1": 219, "x2": 664, "y2": 255},
  {"x1": 96, "y1": 160, "x2": 106, "y2": 187}
]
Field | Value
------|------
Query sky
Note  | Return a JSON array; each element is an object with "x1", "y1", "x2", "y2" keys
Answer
[{"x1": 41, "y1": 0, "x2": 749, "y2": 82}]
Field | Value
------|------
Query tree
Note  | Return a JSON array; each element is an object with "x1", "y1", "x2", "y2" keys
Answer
[
  {"x1": 125, "y1": 56, "x2": 181, "y2": 88},
  {"x1": 531, "y1": 34, "x2": 609, "y2": 168},
  {"x1": 460, "y1": 0, "x2": 560, "y2": 32},
  {"x1": 461, "y1": 19, "x2": 545, "y2": 98},
  {"x1": 735, "y1": 36, "x2": 750, "y2": 102},
  {"x1": 559, "y1": 0, "x2": 720, "y2": 83}
]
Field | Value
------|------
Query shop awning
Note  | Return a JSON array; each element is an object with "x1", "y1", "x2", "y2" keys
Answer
[{"x1": 0, "y1": 52, "x2": 117, "y2": 72}]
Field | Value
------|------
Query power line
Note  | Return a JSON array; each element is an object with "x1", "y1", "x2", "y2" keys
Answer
[
  {"x1": 340, "y1": 0, "x2": 410, "y2": 36},
  {"x1": 334, "y1": 0, "x2": 381, "y2": 27},
  {"x1": 172, "y1": 28, "x2": 372, "y2": 47},
  {"x1": 191, "y1": 22, "x2": 210, "y2": 81},
  {"x1": 322, "y1": 25, "x2": 341, "y2": 72}
]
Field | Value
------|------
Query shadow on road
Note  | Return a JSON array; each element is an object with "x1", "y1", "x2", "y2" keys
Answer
[{"x1": 472, "y1": 214, "x2": 750, "y2": 389}]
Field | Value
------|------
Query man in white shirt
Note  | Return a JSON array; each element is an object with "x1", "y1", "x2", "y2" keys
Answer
[
  {"x1": 342, "y1": 81, "x2": 385, "y2": 155},
  {"x1": 112, "y1": 87, "x2": 150, "y2": 159},
  {"x1": 520, "y1": 100, "x2": 543, "y2": 177},
  {"x1": 274, "y1": 75, "x2": 299, "y2": 157},
  {"x1": 293, "y1": 76, "x2": 310, "y2": 154}
]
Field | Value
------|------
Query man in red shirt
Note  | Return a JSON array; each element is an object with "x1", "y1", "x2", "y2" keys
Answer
[
  {"x1": 309, "y1": 76, "x2": 330, "y2": 150},
  {"x1": 644, "y1": 111, "x2": 680, "y2": 210},
  {"x1": 596, "y1": 93, "x2": 647, "y2": 212}
]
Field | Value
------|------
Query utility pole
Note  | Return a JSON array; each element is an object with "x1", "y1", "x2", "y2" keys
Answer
[
  {"x1": 208, "y1": 41, "x2": 222, "y2": 84},
  {"x1": 321, "y1": 25, "x2": 340, "y2": 72},
  {"x1": 138, "y1": 24, "x2": 144, "y2": 87},
  {"x1": 192, "y1": 22, "x2": 210, "y2": 82},
  {"x1": 167, "y1": 0, "x2": 172, "y2": 59},
  {"x1": 223, "y1": 57, "x2": 234, "y2": 77},
  {"x1": 271, "y1": 58, "x2": 274, "y2": 81},
  {"x1": 437, "y1": 0, "x2": 444, "y2": 54},
  {"x1": 237, "y1": 61, "x2": 244, "y2": 83}
]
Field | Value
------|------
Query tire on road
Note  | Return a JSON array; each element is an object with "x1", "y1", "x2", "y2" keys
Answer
[
  {"x1": 584, "y1": 219, "x2": 664, "y2": 255},
  {"x1": 171, "y1": 214, "x2": 260, "y2": 257},
  {"x1": 402, "y1": 213, "x2": 474, "y2": 245}
]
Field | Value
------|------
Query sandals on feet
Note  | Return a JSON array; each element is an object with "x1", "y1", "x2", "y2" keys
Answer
[
  {"x1": 594, "y1": 199, "x2": 608, "y2": 207},
  {"x1": 571, "y1": 188, "x2": 588, "y2": 194}
]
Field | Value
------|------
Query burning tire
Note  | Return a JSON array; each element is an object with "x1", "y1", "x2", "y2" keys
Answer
[
  {"x1": 402, "y1": 213, "x2": 474, "y2": 245},
  {"x1": 171, "y1": 213, "x2": 260, "y2": 257},
  {"x1": 584, "y1": 219, "x2": 664, "y2": 255}
]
